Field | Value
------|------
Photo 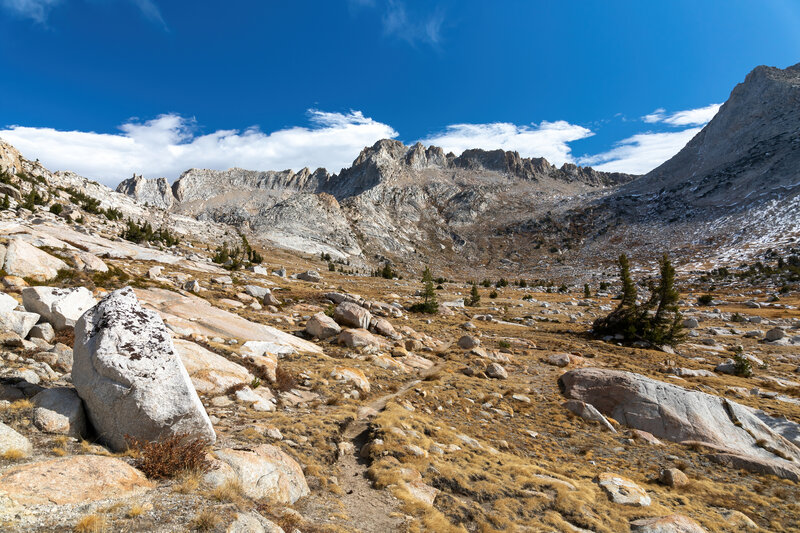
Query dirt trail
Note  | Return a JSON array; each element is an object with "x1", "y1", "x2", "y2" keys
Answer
[{"x1": 331, "y1": 365, "x2": 441, "y2": 532}]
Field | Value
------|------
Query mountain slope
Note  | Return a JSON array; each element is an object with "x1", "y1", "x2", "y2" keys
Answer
[{"x1": 116, "y1": 139, "x2": 634, "y2": 272}]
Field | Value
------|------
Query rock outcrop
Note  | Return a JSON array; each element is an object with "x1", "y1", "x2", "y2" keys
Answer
[
  {"x1": 559, "y1": 368, "x2": 800, "y2": 479},
  {"x1": 72, "y1": 287, "x2": 216, "y2": 451}
]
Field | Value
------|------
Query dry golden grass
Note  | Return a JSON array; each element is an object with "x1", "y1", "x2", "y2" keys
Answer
[
  {"x1": 189, "y1": 510, "x2": 221, "y2": 531},
  {"x1": 173, "y1": 468, "x2": 204, "y2": 494},
  {"x1": 207, "y1": 478, "x2": 244, "y2": 503},
  {"x1": 73, "y1": 514, "x2": 108, "y2": 533},
  {"x1": 0, "y1": 448, "x2": 26, "y2": 460},
  {"x1": 126, "y1": 503, "x2": 148, "y2": 518}
]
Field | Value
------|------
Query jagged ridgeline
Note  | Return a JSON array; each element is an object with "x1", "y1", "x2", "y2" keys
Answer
[
  {"x1": 117, "y1": 140, "x2": 634, "y2": 274},
  {"x1": 116, "y1": 63, "x2": 800, "y2": 277}
]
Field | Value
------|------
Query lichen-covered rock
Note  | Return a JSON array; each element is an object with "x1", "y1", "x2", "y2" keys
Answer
[
  {"x1": 22, "y1": 286, "x2": 97, "y2": 331},
  {"x1": 597, "y1": 473, "x2": 651, "y2": 506},
  {"x1": 72, "y1": 287, "x2": 215, "y2": 451}
]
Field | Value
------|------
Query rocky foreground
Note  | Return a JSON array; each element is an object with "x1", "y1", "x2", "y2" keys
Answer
[{"x1": 0, "y1": 194, "x2": 798, "y2": 532}]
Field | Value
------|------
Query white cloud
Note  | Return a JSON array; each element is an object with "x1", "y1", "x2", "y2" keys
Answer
[
  {"x1": 1, "y1": 0, "x2": 166, "y2": 27},
  {"x1": 642, "y1": 108, "x2": 666, "y2": 124},
  {"x1": 1, "y1": 0, "x2": 61, "y2": 22},
  {"x1": 0, "y1": 110, "x2": 398, "y2": 185},
  {"x1": 578, "y1": 128, "x2": 702, "y2": 175},
  {"x1": 351, "y1": 0, "x2": 445, "y2": 46},
  {"x1": 419, "y1": 120, "x2": 594, "y2": 167},
  {"x1": 641, "y1": 103, "x2": 721, "y2": 126}
]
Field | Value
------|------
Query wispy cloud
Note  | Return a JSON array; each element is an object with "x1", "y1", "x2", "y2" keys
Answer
[
  {"x1": 1, "y1": 0, "x2": 167, "y2": 28},
  {"x1": 382, "y1": 0, "x2": 444, "y2": 46},
  {"x1": 578, "y1": 128, "x2": 702, "y2": 175},
  {"x1": 129, "y1": 0, "x2": 166, "y2": 30},
  {"x1": 420, "y1": 121, "x2": 594, "y2": 167},
  {"x1": 348, "y1": 0, "x2": 446, "y2": 47},
  {"x1": 642, "y1": 103, "x2": 722, "y2": 126},
  {"x1": 0, "y1": 110, "x2": 398, "y2": 184},
  {"x1": 1, "y1": 0, "x2": 61, "y2": 23},
  {"x1": 581, "y1": 103, "x2": 721, "y2": 174}
]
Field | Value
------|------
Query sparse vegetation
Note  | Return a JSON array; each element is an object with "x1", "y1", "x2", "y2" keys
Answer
[
  {"x1": 698, "y1": 293, "x2": 714, "y2": 306},
  {"x1": 126, "y1": 434, "x2": 211, "y2": 479},
  {"x1": 189, "y1": 510, "x2": 221, "y2": 531},
  {"x1": 73, "y1": 514, "x2": 108, "y2": 533},
  {"x1": 465, "y1": 283, "x2": 481, "y2": 306},
  {"x1": 121, "y1": 218, "x2": 180, "y2": 246},
  {"x1": 593, "y1": 253, "x2": 685, "y2": 346}
]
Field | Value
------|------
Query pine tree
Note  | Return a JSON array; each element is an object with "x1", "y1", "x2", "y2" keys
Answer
[
  {"x1": 422, "y1": 266, "x2": 432, "y2": 283},
  {"x1": 593, "y1": 253, "x2": 684, "y2": 346},
  {"x1": 380, "y1": 262, "x2": 395, "y2": 279},
  {"x1": 1, "y1": 194, "x2": 9, "y2": 210},
  {"x1": 584, "y1": 283, "x2": 591, "y2": 298},
  {"x1": 467, "y1": 283, "x2": 481, "y2": 306},
  {"x1": 618, "y1": 254, "x2": 637, "y2": 308}
]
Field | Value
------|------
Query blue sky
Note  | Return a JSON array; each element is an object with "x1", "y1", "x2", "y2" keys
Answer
[{"x1": 0, "y1": 0, "x2": 798, "y2": 184}]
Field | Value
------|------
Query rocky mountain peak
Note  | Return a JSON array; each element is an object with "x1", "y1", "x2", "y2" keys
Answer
[{"x1": 629, "y1": 62, "x2": 800, "y2": 203}]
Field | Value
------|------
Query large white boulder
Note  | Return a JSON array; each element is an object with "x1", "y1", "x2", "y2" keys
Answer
[
  {"x1": 22, "y1": 286, "x2": 97, "y2": 331},
  {"x1": 72, "y1": 287, "x2": 216, "y2": 451},
  {"x1": 2, "y1": 238, "x2": 68, "y2": 281},
  {"x1": 559, "y1": 368, "x2": 800, "y2": 479}
]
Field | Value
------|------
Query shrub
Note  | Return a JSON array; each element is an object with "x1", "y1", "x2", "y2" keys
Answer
[
  {"x1": 466, "y1": 283, "x2": 481, "y2": 306},
  {"x1": 584, "y1": 284, "x2": 591, "y2": 298},
  {"x1": 733, "y1": 349, "x2": 753, "y2": 377},
  {"x1": 49, "y1": 203, "x2": 64, "y2": 215},
  {"x1": 121, "y1": 219, "x2": 179, "y2": 247},
  {"x1": 697, "y1": 294, "x2": 714, "y2": 306},
  {"x1": 593, "y1": 253, "x2": 685, "y2": 346},
  {"x1": 274, "y1": 366, "x2": 298, "y2": 392},
  {"x1": 489, "y1": 290, "x2": 498, "y2": 299},
  {"x1": 126, "y1": 433, "x2": 211, "y2": 479}
]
